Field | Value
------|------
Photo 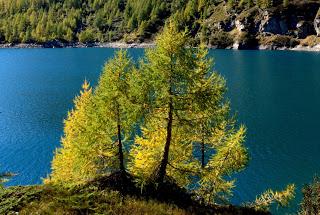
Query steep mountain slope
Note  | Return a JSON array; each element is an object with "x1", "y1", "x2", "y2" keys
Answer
[{"x1": 0, "y1": 0, "x2": 319, "y2": 49}]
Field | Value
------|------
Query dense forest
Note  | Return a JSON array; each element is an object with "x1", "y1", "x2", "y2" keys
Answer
[{"x1": 1, "y1": 0, "x2": 319, "y2": 48}]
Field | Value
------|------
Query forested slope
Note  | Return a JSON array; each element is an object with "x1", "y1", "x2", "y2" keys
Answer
[{"x1": 0, "y1": 0, "x2": 319, "y2": 48}]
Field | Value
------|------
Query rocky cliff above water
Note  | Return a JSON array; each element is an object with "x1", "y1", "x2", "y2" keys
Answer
[{"x1": 199, "y1": 1, "x2": 320, "y2": 50}]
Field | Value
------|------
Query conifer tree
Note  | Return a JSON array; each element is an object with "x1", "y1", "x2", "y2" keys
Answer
[
  {"x1": 129, "y1": 21, "x2": 200, "y2": 185},
  {"x1": 195, "y1": 125, "x2": 248, "y2": 203},
  {"x1": 93, "y1": 50, "x2": 141, "y2": 174},
  {"x1": 47, "y1": 80, "x2": 97, "y2": 185},
  {"x1": 129, "y1": 21, "x2": 249, "y2": 199},
  {"x1": 48, "y1": 51, "x2": 141, "y2": 185}
]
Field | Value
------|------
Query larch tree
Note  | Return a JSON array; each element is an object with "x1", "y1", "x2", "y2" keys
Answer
[
  {"x1": 195, "y1": 124, "x2": 248, "y2": 203},
  {"x1": 93, "y1": 50, "x2": 142, "y2": 175},
  {"x1": 129, "y1": 21, "x2": 249, "y2": 196},
  {"x1": 47, "y1": 80, "x2": 97, "y2": 185},
  {"x1": 184, "y1": 46, "x2": 249, "y2": 203},
  {"x1": 129, "y1": 21, "x2": 201, "y2": 186},
  {"x1": 129, "y1": 21, "x2": 249, "y2": 205},
  {"x1": 47, "y1": 50, "x2": 142, "y2": 185}
]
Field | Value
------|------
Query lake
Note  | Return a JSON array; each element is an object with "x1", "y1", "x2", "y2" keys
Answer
[{"x1": 0, "y1": 48, "x2": 319, "y2": 213}]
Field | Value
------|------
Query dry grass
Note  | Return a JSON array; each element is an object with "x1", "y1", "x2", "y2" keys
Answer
[
  {"x1": 259, "y1": 35, "x2": 300, "y2": 48},
  {"x1": 207, "y1": 3, "x2": 229, "y2": 23},
  {"x1": 300, "y1": 35, "x2": 320, "y2": 47}
]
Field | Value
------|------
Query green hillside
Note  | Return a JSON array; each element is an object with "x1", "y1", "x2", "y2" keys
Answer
[{"x1": 0, "y1": 0, "x2": 319, "y2": 48}]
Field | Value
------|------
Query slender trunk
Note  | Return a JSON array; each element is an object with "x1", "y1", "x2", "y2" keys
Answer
[
  {"x1": 117, "y1": 108, "x2": 125, "y2": 172},
  {"x1": 116, "y1": 69, "x2": 125, "y2": 173},
  {"x1": 156, "y1": 99, "x2": 173, "y2": 183},
  {"x1": 201, "y1": 136, "x2": 205, "y2": 168},
  {"x1": 155, "y1": 56, "x2": 174, "y2": 184}
]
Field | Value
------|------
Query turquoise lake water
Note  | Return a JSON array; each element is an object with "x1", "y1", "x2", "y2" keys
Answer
[{"x1": 0, "y1": 48, "x2": 319, "y2": 213}]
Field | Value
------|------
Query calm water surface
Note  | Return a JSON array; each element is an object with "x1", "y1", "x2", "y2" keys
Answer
[{"x1": 0, "y1": 48, "x2": 319, "y2": 213}]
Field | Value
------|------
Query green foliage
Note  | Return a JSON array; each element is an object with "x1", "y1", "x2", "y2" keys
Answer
[
  {"x1": 93, "y1": 50, "x2": 142, "y2": 172},
  {"x1": 209, "y1": 31, "x2": 234, "y2": 48},
  {"x1": 128, "y1": 22, "x2": 249, "y2": 203},
  {"x1": 197, "y1": 126, "x2": 248, "y2": 203},
  {"x1": 47, "y1": 50, "x2": 143, "y2": 185},
  {"x1": 248, "y1": 184, "x2": 296, "y2": 211},
  {"x1": 0, "y1": 0, "x2": 172, "y2": 43},
  {"x1": 259, "y1": 35, "x2": 300, "y2": 48},
  {"x1": 47, "y1": 19, "x2": 294, "y2": 211},
  {"x1": 239, "y1": 0, "x2": 255, "y2": 8},
  {"x1": 228, "y1": 0, "x2": 235, "y2": 8},
  {"x1": 299, "y1": 176, "x2": 320, "y2": 215},
  {"x1": 0, "y1": 185, "x2": 187, "y2": 215},
  {"x1": 128, "y1": 21, "x2": 201, "y2": 186},
  {"x1": 0, "y1": 186, "x2": 43, "y2": 214},
  {"x1": 78, "y1": 28, "x2": 96, "y2": 43},
  {"x1": 47, "y1": 80, "x2": 97, "y2": 185},
  {"x1": 256, "y1": 0, "x2": 273, "y2": 8},
  {"x1": 0, "y1": 0, "x2": 305, "y2": 44}
]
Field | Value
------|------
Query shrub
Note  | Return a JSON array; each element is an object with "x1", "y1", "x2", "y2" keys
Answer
[
  {"x1": 209, "y1": 31, "x2": 233, "y2": 48},
  {"x1": 259, "y1": 35, "x2": 300, "y2": 48},
  {"x1": 78, "y1": 28, "x2": 96, "y2": 43}
]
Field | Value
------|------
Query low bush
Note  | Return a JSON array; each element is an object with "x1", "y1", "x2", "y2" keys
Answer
[
  {"x1": 259, "y1": 35, "x2": 300, "y2": 48},
  {"x1": 209, "y1": 31, "x2": 234, "y2": 48}
]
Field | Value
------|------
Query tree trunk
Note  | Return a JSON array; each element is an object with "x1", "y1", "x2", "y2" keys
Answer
[
  {"x1": 201, "y1": 137, "x2": 205, "y2": 168},
  {"x1": 155, "y1": 57, "x2": 174, "y2": 184},
  {"x1": 156, "y1": 98, "x2": 173, "y2": 184},
  {"x1": 117, "y1": 109, "x2": 125, "y2": 172}
]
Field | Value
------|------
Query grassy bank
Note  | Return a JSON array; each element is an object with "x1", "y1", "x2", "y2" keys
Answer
[{"x1": 0, "y1": 175, "x2": 269, "y2": 215}]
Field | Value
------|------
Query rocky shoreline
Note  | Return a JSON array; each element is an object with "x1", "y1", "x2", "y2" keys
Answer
[
  {"x1": 1, "y1": 41, "x2": 320, "y2": 52},
  {"x1": 0, "y1": 42, "x2": 155, "y2": 49},
  {"x1": 258, "y1": 44, "x2": 320, "y2": 52}
]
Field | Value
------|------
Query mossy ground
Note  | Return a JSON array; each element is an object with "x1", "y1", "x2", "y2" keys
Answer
[
  {"x1": 0, "y1": 173, "x2": 269, "y2": 215},
  {"x1": 0, "y1": 184, "x2": 189, "y2": 215}
]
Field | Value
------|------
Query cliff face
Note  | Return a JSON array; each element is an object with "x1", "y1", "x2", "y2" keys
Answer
[
  {"x1": 203, "y1": 2, "x2": 320, "y2": 49},
  {"x1": 315, "y1": 8, "x2": 320, "y2": 36}
]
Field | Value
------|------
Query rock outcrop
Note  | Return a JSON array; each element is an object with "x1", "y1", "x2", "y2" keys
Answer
[
  {"x1": 204, "y1": 1, "x2": 320, "y2": 49},
  {"x1": 315, "y1": 8, "x2": 320, "y2": 36},
  {"x1": 259, "y1": 11, "x2": 288, "y2": 35},
  {"x1": 296, "y1": 21, "x2": 316, "y2": 39},
  {"x1": 232, "y1": 2, "x2": 319, "y2": 37}
]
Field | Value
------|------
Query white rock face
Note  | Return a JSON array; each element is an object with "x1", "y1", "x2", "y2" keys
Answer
[
  {"x1": 315, "y1": 18, "x2": 320, "y2": 36},
  {"x1": 315, "y1": 8, "x2": 320, "y2": 36},
  {"x1": 233, "y1": 42, "x2": 239, "y2": 50},
  {"x1": 235, "y1": 20, "x2": 245, "y2": 32}
]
